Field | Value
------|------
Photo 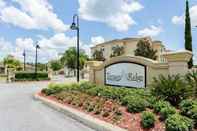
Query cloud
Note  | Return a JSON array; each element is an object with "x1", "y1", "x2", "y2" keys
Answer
[
  {"x1": 0, "y1": 37, "x2": 13, "y2": 59},
  {"x1": 138, "y1": 25, "x2": 163, "y2": 37},
  {"x1": 91, "y1": 36, "x2": 105, "y2": 45},
  {"x1": 0, "y1": 0, "x2": 5, "y2": 8},
  {"x1": 0, "y1": 0, "x2": 68, "y2": 32},
  {"x1": 172, "y1": 16, "x2": 184, "y2": 25},
  {"x1": 0, "y1": 33, "x2": 91, "y2": 62},
  {"x1": 78, "y1": 0, "x2": 143, "y2": 32},
  {"x1": 172, "y1": 5, "x2": 197, "y2": 26}
]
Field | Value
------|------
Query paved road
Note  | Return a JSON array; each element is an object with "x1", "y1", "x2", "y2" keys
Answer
[{"x1": 0, "y1": 82, "x2": 94, "y2": 131}]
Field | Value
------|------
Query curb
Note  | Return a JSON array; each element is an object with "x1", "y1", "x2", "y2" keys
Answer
[{"x1": 34, "y1": 93, "x2": 126, "y2": 131}]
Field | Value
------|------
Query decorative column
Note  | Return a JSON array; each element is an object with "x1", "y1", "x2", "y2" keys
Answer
[
  {"x1": 162, "y1": 50, "x2": 193, "y2": 76},
  {"x1": 86, "y1": 61, "x2": 103, "y2": 83}
]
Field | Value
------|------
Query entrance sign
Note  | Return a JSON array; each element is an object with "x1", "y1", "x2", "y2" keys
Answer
[{"x1": 105, "y1": 62, "x2": 146, "y2": 88}]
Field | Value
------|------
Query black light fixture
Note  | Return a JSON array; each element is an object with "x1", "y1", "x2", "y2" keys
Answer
[
  {"x1": 23, "y1": 50, "x2": 26, "y2": 71},
  {"x1": 70, "y1": 14, "x2": 80, "y2": 82},
  {"x1": 35, "y1": 42, "x2": 40, "y2": 78}
]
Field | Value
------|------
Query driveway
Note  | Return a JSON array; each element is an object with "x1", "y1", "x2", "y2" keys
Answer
[{"x1": 0, "y1": 81, "x2": 94, "y2": 131}]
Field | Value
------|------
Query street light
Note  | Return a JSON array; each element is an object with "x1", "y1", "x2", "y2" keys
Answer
[
  {"x1": 70, "y1": 14, "x2": 80, "y2": 82},
  {"x1": 23, "y1": 50, "x2": 26, "y2": 71},
  {"x1": 35, "y1": 42, "x2": 40, "y2": 78}
]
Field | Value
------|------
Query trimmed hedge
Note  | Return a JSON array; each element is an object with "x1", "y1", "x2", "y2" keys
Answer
[{"x1": 15, "y1": 72, "x2": 49, "y2": 81}]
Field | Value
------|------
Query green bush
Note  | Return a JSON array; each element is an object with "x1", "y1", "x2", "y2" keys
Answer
[
  {"x1": 185, "y1": 70, "x2": 197, "y2": 97},
  {"x1": 160, "y1": 106, "x2": 176, "y2": 120},
  {"x1": 141, "y1": 111, "x2": 156, "y2": 129},
  {"x1": 15, "y1": 71, "x2": 49, "y2": 81},
  {"x1": 127, "y1": 96, "x2": 148, "y2": 113},
  {"x1": 179, "y1": 99, "x2": 197, "y2": 128},
  {"x1": 165, "y1": 114, "x2": 193, "y2": 131},
  {"x1": 151, "y1": 75, "x2": 192, "y2": 106},
  {"x1": 191, "y1": 105, "x2": 197, "y2": 128},
  {"x1": 153, "y1": 100, "x2": 171, "y2": 113},
  {"x1": 41, "y1": 83, "x2": 67, "y2": 96},
  {"x1": 179, "y1": 99, "x2": 196, "y2": 117}
]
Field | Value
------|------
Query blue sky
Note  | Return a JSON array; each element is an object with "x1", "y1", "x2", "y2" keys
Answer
[{"x1": 0, "y1": 0, "x2": 197, "y2": 64}]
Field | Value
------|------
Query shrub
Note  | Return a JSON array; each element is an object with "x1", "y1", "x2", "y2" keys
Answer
[
  {"x1": 151, "y1": 75, "x2": 192, "y2": 106},
  {"x1": 41, "y1": 83, "x2": 67, "y2": 96},
  {"x1": 160, "y1": 106, "x2": 176, "y2": 120},
  {"x1": 153, "y1": 100, "x2": 171, "y2": 113},
  {"x1": 79, "y1": 82, "x2": 96, "y2": 91},
  {"x1": 179, "y1": 99, "x2": 197, "y2": 117},
  {"x1": 15, "y1": 71, "x2": 49, "y2": 81},
  {"x1": 127, "y1": 96, "x2": 148, "y2": 113},
  {"x1": 165, "y1": 114, "x2": 193, "y2": 131},
  {"x1": 191, "y1": 105, "x2": 197, "y2": 128},
  {"x1": 146, "y1": 96, "x2": 158, "y2": 109},
  {"x1": 141, "y1": 111, "x2": 156, "y2": 129},
  {"x1": 185, "y1": 70, "x2": 197, "y2": 97}
]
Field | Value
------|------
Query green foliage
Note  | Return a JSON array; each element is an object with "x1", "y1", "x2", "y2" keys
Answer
[
  {"x1": 141, "y1": 111, "x2": 156, "y2": 129},
  {"x1": 153, "y1": 100, "x2": 171, "y2": 113},
  {"x1": 127, "y1": 96, "x2": 147, "y2": 113},
  {"x1": 110, "y1": 45, "x2": 124, "y2": 57},
  {"x1": 151, "y1": 75, "x2": 192, "y2": 106},
  {"x1": 3, "y1": 55, "x2": 21, "y2": 70},
  {"x1": 15, "y1": 72, "x2": 49, "y2": 81},
  {"x1": 160, "y1": 106, "x2": 176, "y2": 121},
  {"x1": 41, "y1": 83, "x2": 67, "y2": 96},
  {"x1": 134, "y1": 38, "x2": 157, "y2": 60},
  {"x1": 165, "y1": 114, "x2": 193, "y2": 131},
  {"x1": 191, "y1": 105, "x2": 197, "y2": 128},
  {"x1": 50, "y1": 60, "x2": 62, "y2": 71},
  {"x1": 92, "y1": 49, "x2": 105, "y2": 61},
  {"x1": 185, "y1": 70, "x2": 197, "y2": 97},
  {"x1": 185, "y1": 0, "x2": 193, "y2": 68},
  {"x1": 42, "y1": 82, "x2": 155, "y2": 114},
  {"x1": 179, "y1": 99, "x2": 197, "y2": 128},
  {"x1": 179, "y1": 99, "x2": 196, "y2": 117},
  {"x1": 60, "y1": 47, "x2": 88, "y2": 70}
]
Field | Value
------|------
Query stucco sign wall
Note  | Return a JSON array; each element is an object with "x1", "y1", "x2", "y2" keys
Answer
[{"x1": 104, "y1": 62, "x2": 146, "y2": 88}]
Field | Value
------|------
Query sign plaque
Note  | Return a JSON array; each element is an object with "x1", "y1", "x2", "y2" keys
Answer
[{"x1": 105, "y1": 62, "x2": 146, "y2": 88}]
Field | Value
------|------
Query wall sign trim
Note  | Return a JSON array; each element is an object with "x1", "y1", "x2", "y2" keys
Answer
[{"x1": 104, "y1": 61, "x2": 147, "y2": 88}]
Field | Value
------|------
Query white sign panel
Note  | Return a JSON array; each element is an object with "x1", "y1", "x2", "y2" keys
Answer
[{"x1": 105, "y1": 62, "x2": 146, "y2": 88}]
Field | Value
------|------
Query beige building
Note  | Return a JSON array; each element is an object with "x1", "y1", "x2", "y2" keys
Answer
[{"x1": 91, "y1": 37, "x2": 167, "y2": 62}]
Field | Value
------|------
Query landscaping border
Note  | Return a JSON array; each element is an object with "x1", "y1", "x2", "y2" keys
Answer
[{"x1": 34, "y1": 93, "x2": 126, "y2": 131}]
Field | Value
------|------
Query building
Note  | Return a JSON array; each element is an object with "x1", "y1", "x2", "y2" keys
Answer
[{"x1": 91, "y1": 37, "x2": 167, "y2": 62}]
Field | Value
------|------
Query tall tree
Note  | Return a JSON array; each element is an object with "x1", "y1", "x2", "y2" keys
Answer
[
  {"x1": 60, "y1": 47, "x2": 88, "y2": 71},
  {"x1": 185, "y1": 0, "x2": 193, "y2": 68},
  {"x1": 134, "y1": 38, "x2": 157, "y2": 60},
  {"x1": 50, "y1": 60, "x2": 62, "y2": 72},
  {"x1": 3, "y1": 55, "x2": 21, "y2": 70}
]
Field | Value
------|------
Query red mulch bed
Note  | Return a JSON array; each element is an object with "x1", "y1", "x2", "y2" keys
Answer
[{"x1": 38, "y1": 92, "x2": 167, "y2": 131}]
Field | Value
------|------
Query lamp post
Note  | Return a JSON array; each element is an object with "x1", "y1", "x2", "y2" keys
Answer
[
  {"x1": 23, "y1": 50, "x2": 26, "y2": 71},
  {"x1": 70, "y1": 14, "x2": 80, "y2": 82},
  {"x1": 35, "y1": 42, "x2": 40, "y2": 78}
]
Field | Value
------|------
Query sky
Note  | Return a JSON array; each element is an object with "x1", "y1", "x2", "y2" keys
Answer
[{"x1": 0, "y1": 0, "x2": 197, "y2": 64}]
